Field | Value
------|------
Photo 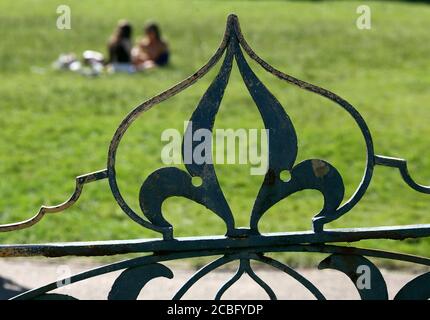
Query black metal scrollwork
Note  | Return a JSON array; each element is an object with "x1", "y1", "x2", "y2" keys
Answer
[
  {"x1": 138, "y1": 16, "x2": 347, "y2": 237},
  {"x1": 1, "y1": 14, "x2": 430, "y2": 300}
]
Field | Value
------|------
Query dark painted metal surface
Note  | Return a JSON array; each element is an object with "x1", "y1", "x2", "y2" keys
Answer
[
  {"x1": 0, "y1": 14, "x2": 429, "y2": 300},
  {"x1": 319, "y1": 254, "x2": 388, "y2": 300}
]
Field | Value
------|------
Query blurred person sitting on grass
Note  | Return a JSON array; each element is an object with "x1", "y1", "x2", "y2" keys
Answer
[
  {"x1": 106, "y1": 20, "x2": 135, "y2": 73},
  {"x1": 132, "y1": 22, "x2": 169, "y2": 71}
]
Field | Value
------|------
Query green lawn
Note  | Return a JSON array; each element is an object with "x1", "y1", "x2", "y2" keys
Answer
[{"x1": 0, "y1": 0, "x2": 430, "y2": 265}]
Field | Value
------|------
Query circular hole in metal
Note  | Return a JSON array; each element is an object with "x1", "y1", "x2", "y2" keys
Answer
[
  {"x1": 191, "y1": 176, "x2": 203, "y2": 187},
  {"x1": 280, "y1": 170, "x2": 291, "y2": 182}
]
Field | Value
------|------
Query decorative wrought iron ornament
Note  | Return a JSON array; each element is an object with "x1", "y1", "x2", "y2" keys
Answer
[{"x1": 1, "y1": 14, "x2": 429, "y2": 300}]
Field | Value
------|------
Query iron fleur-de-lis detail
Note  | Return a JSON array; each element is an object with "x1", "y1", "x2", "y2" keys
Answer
[
  {"x1": 231, "y1": 37, "x2": 345, "y2": 233},
  {"x1": 139, "y1": 19, "x2": 346, "y2": 238},
  {"x1": 139, "y1": 40, "x2": 236, "y2": 238}
]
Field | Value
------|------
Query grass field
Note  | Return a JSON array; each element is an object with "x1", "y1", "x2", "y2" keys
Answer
[{"x1": 0, "y1": 0, "x2": 429, "y2": 265}]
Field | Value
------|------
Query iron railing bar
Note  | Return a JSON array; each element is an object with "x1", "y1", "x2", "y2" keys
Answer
[{"x1": 1, "y1": 224, "x2": 430, "y2": 258}]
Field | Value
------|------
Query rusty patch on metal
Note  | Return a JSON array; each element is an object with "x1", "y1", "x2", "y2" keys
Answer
[{"x1": 311, "y1": 159, "x2": 330, "y2": 178}]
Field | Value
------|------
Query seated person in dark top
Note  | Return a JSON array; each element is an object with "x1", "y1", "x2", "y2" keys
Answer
[
  {"x1": 132, "y1": 22, "x2": 169, "y2": 70},
  {"x1": 107, "y1": 20, "x2": 135, "y2": 73}
]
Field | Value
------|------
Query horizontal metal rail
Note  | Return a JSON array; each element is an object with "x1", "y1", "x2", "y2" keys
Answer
[{"x1": 1, "y1": 224, "x2": 429, "y2": 258}]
